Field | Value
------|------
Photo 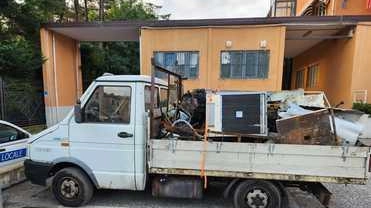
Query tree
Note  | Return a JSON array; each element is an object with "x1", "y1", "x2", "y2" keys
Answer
[
  {"x1": 74, "y1": 0, "x2": 80, "y2": 22},
  {"x1": 80, "y1": 0, "x2": 170, "y2": 88},
  {"x1": 84, "y1": 0, "x2": 89, "y2": 21}
]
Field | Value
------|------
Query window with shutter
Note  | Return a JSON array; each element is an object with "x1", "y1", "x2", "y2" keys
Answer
[
  {"x1": 154, "y1": 51, "x2": 199, "y2": 79},
  {"x1": 220, "y1": 50, "x2": 270, "y2": 79}
]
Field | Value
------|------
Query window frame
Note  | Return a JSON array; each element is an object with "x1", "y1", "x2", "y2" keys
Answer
[
  {"x1": 153, "y1": 51, "x2": 200, "y2": 79},
  {"x1": 220, "y1": 50, "x2": 270, "y2": 80},
  {"x1": 273, "y1": 0, "x2": 296, "y2": 17},
  {"x1": 295, "y1": 69, "x2": 305, "y2": 89},
  {"x1": 0, "y1": 123, "x2": 29, "y2": 144},
  {"x1": 306, "y1": 63, "x2": 320, "y2": 88},
  {"x1": 82, "y1": 85, "x2": 132, "y2": 124}
]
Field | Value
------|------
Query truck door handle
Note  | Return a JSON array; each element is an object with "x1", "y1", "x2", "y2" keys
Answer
[
  {"x1": 0, "y1": 148, "x2": 5, "y2": 152},
  {"x1": 118, "y1": 132, "x2": 133, "y2": 138}
]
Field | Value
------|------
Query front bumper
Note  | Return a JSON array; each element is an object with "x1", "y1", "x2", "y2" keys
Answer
[{"x1": 24, "y1": 159, "x2": 52, "y2": 186}]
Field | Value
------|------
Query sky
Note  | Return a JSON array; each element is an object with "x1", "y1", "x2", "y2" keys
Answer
[{"x1": 144, "y1": 0, "x2": 272, "y2": 19}]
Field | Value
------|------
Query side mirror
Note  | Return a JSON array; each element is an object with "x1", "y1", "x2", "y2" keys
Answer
[{"x1": 74, "y1": 99, "x2": 83, "y2": 123}]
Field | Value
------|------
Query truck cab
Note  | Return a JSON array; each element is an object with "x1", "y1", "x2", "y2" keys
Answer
[{"x1": 25, "y1": 75, "x2": 168, "y2": 206}]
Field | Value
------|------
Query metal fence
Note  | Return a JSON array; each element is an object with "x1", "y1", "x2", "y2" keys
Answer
[{"x1": 0, "y1": 77, "x2": 45, "y2": 127}]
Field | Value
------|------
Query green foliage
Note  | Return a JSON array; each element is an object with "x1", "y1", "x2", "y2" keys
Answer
[
  {"x1": 0, "y1": 0, "x2": 169, "y2": 83},
  {"x1": 353, "y1": 103, "x2": 371, "y2": 115},
  {"x1": 0, "y1": 37, "x2": 44, "y2": 78},
  {"x1": 80, "y1": 0, "x2": 169, "y2": 88},
  {"x1": 106, "y1": 0, "x2": 170, "y2": 20}
]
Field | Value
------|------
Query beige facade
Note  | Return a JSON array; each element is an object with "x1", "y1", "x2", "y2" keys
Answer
[{"x1": 140, "y1": 26, "x2": 286, "y2": 92}]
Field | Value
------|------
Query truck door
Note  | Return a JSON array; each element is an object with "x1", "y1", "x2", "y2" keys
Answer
[{"x1": 69, "y1": 83, "x2": 137, "y2": 190}]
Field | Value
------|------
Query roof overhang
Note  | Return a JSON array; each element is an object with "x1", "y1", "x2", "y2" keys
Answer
[
  {"x1": 284, "y1": 23, "x2": 354, "y2": 57},
  {"x1": 43, "y1": 15, "x2": 371, "y2": 42},
  {"x1": 44, "y1": 15, "x2": 371, "y2": 57}
]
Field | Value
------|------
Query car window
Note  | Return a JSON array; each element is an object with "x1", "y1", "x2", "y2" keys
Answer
[
  {"x1": 0, "y1": 124, "x2": 28, "y2": 144},
  {"x1": 83, "y1": 86, "x2": 131, "y2": 123}
]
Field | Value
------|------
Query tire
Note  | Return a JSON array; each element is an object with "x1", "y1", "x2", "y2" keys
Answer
[
  {"x1": 233, "y1": 180, "x2": 282, "y2": 208},
  {"x1": 52, "y1": 167, "x2": 94, "y2": 207}
]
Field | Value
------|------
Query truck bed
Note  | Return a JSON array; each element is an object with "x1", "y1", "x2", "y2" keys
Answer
[{"x1": 148, "y1": 139, "x2": 370, "y2": 184}]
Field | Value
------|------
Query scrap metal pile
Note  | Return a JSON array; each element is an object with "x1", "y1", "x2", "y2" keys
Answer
[
  {"x1": 268, "y1": 89, "x2": 371, "y2": 146},
  {"x1": 161, "y1": 89, "x2": 206, "y2": 140},
  {"x1": 152, "y1": 58, "x2": 370, "y2": 146},
  {"x1": 158, "y1": 87, "x2": 371, "y2": 146}
]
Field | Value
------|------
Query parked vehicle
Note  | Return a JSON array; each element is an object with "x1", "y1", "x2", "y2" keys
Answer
[
  {"x1": 24, "y1": 71, "x2": 371, "y2": 208},
  {"x1": 0, "y1": 120, "x2": 30, "y2": 167}
]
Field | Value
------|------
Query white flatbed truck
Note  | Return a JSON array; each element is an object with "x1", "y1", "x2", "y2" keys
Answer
[{"x1": 24, "y1": 74, "x2": 371, "y2": 208}]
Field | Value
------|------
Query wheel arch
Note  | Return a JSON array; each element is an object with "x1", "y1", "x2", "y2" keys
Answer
[{"x1": 50, "y1": 157, "x2": 99, "y2": 188}]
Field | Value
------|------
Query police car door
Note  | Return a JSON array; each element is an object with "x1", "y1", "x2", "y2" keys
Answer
[
  {"x1": 0, "y1": 121, "x2": 30, "y2": 167},
  {"x1": 69, "y1": 83, "x2": 136, "y2": 190}
]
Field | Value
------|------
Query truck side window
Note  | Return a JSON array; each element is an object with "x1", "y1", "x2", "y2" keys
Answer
[
  {"x1": 0, "y1": 124, "x2": 27, "y2": 144},
  {"x1": 83, "y1": 86, "x2": 131, "y2": 123},
  {"x1": 144, "y1": 86, "x2": 159, "y2": 112}
]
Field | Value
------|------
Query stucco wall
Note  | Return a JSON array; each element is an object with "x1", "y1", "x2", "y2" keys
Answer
[
  {"x1": 291, "y1": 36, "x2": 356, "y2": 108},
  {"x1": 292, "y1": 23, "x2": 371, "y2": 107},
  {"x1": 351, "y1": 23, "x2": 371, "y2": 103},
  {"x1": 140, "y1": 26, "x2": 286, "y2": 92},
  {"x1": 332, "y1": 0, "x2": 371, "y2": 16},
  {"x1": 296, "y1": 0, "x2": 371, "y2": 16},
  {"x1": 40, "y1": 29, "x2": 82, "y2": 126}
]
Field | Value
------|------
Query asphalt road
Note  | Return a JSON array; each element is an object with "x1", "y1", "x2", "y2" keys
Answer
[
  {"x1": 3, "y1": 177, "x2": 371, "y2": 208},
  {"x1": 0, "y1": 180, "x2": 327, "y2": 208}
]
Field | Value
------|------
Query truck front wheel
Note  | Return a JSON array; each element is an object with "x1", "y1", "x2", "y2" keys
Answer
[
  {"x1": 52, "y1": 167, "x2": 94, "y2": 207},
  {"x1": 233, "y1": 180, "x2": 282, "y2": 208}
]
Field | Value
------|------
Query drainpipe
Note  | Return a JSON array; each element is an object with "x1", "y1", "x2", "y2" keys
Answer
[{"x1": 52, "y1": 33, "x2": 59, "y2": 123}]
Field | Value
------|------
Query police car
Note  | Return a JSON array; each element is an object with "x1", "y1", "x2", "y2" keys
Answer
[{"x1": 0, "y1": 120, "x2": 30, "y2": 168}]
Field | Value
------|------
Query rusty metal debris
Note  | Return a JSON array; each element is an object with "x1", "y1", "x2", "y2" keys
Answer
[{"x1": 276, "y1": 109, "x2": 335, "y2": 145}]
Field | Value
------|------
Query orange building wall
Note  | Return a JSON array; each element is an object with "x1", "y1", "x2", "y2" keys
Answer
[
  {"x1": 291, "y1": 37, "x2": 356, "y2": 107},
  {"x1": 40, "y1": 29, "x2": 82, "y2": 126},
  {"x1": 296, "y1": 0, "x2": 371, "y2": 16},
  {"x1": 140, "y1": 26, "x2": 286, "y2": 92},
  {"x1": 332, "y1": 0, "x2": 371, "y2": 15},
  {"x1": 351, "y1": 23, "x2": 371, "y2": 103}
]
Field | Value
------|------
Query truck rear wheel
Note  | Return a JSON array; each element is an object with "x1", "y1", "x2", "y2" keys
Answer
[
  {"x1": 52, "y1": 167, "x2": 94, "y2": 207},
  {"x1": 233, "y1": 180, "x2": 282, "y2": 208}
]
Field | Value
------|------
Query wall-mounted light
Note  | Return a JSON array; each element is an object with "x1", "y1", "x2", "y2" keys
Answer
[
  {"x1": 225, "y1": 40, "x2": 233, "y2": 48},
  {"x1": 260, "y1": 40, "x2": 267, "y2": 49}
]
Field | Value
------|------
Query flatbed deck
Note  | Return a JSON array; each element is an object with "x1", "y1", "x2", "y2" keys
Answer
[{"x1": 149, "y1": 139, "x2": 370, "y2": 184}]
